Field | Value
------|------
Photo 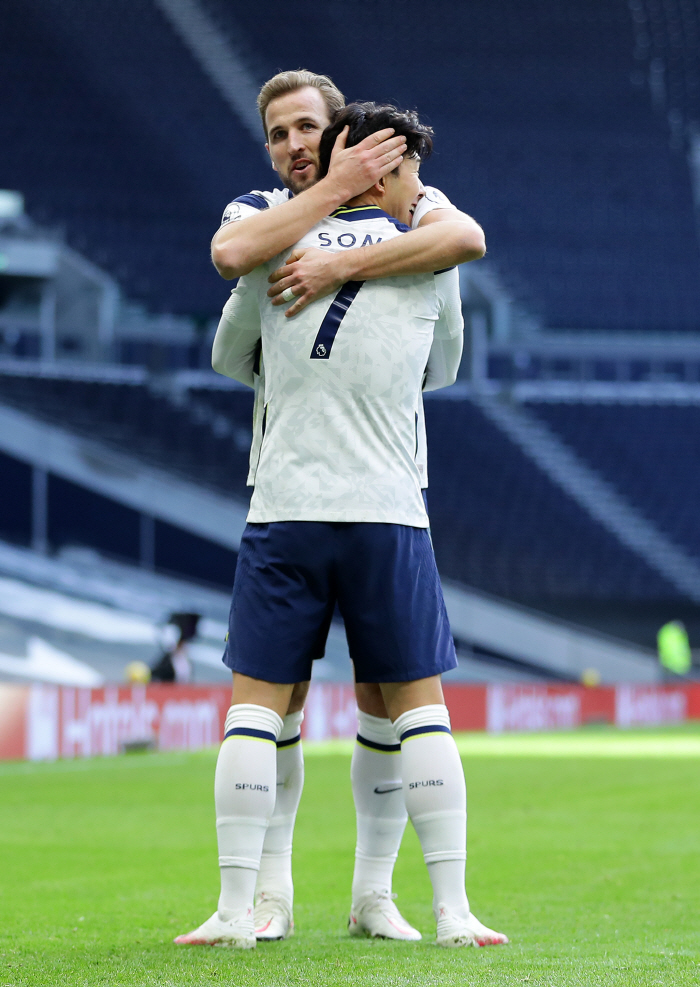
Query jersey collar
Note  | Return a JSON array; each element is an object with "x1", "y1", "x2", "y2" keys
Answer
[{"x1": 330, "y1": 204, "x2": 411, "y2": 231}]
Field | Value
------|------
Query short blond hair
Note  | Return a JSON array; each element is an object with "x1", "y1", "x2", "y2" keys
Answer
[{"x1": 257, "y1": 69, "x2": 345, "y2": 136}]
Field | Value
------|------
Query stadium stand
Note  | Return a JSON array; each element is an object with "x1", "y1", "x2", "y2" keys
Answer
[
  {"x1": 0, "y1": 363, "x2": 685, "y2": 613},
  {"x1": 202, "y1": 0, "x2": 700, "y2": 332},
  {"x1": 423, "y1": 396, "x2": 677, "y2": 604},
  {"x1": 0, "y1": 0, "x2": 257, "y2": 317},
  {"x1": 529, "y1": 401, "x2": 700, "y2": 562},
  {"x1": 0, "y1": 369, "x2": 253, "y2": 500},
  {"x1": 1, "y1": 0, "x2": 699, "y2": 330},
  {"x1": 2, "y1": 0, "x2": 700, "y2": 660}
]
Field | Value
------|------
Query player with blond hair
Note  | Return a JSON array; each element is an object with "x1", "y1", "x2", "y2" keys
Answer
[
  {"x1": 200, "y1": 70, "x2": 488, "y2": 945},
  {"x1": 174, "y1": 86, "x2": 504, "y2": 945}
]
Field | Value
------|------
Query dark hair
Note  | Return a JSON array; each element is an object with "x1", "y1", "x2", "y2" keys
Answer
[{"x1": 317, "y1": 102, "x2": 433, "y2": 179}]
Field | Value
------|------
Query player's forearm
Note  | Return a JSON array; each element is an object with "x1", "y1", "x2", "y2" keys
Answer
[
  {"x1": 211, "y1": 178, "x2": 350, "y2": 279},
  {"x1": 211, "y1": 316, "x2": 260, "y2": 387},
  {"x1": 423, "y1": 334, "x2": 464, "y2": 391},
  {"x1": 333, "y1": 221, "x2": 485, "y2": 282}
]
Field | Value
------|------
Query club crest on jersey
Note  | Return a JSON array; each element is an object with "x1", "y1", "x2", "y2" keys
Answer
[
  {"x1": 222, "y1": 203, "x2": 242, "y2": 224},
  {"x1": 315, "y1": 343, "x2": 327, "y2": 357}
]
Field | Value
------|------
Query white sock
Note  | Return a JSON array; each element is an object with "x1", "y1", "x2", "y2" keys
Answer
[
  {"x1": 215, "y1": 704, "x2": 282, "y2": 921},
  {"x1": 256, "y1": 711, "x2": 304, "y2": 906},
  {"x1": 393, "y1": 704, "x2": 469, "y2": 920},
  {"x1": 351, "y1": 711, "x2": 407, "y2": 904}
]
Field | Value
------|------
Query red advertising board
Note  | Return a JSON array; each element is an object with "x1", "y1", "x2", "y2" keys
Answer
[{"x1": 1, "y1": 681, "x2": 699, "y2": 761}]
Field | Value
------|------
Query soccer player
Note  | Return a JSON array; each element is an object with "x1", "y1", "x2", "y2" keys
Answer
[
  {"x1": 206, "y1": 70, "x2": 486, "y2": 945},
  {"x1": 175, "y1": 102, "x2": 508, "y2": 950}
]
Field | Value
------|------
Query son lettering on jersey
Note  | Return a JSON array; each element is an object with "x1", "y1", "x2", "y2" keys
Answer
[
  {"x1": 235, "y1": 783, "x2": 270, "y2": 792},
  {"x1": 408, "y1": 779, "x2": 444, "y2": 789},
  {"x1": 318, "y1": 232, "x2": 382, "y2": 249}
]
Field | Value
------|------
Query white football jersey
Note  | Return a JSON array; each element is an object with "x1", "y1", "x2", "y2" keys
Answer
[
  {"x1": 222, "y1": 205, "x2": 463, "y2": 527},
  {"x1": 218, "y1": 185, "x2": 452, "y2": 231},
  {"x1": 219, "y1": 188, "x2": 292, "y2": 227},
  {"x1": 218, "y1": 185, "x2": 456, "y2": 488}
]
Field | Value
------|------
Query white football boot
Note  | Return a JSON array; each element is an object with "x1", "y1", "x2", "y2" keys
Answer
[
  {"x1": 173, "y1": 909, "x2": 256, "y2": 949},
  {"x1": 348, "y1": 891, "x2": 422, "y2": 941},
  {"x1": 254, "y1": 893, "x2": 294, "y2": 941},
  {"x1": 435, "y1": 904, "x2": 509, "y2": 948}
]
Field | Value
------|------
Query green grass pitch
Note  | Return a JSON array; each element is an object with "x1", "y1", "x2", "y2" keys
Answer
[{"x1": 1, "y1": 729, "x2": 699, "y2": 986}]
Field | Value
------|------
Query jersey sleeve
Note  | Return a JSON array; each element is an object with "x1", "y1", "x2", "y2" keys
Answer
[
  {"x1": 433, "y1": 268, "x2": 464, "y2": 339},
  {"x1": 219, "y1": 197, "x2": 266, "y2": 229},
  {"x1": 423, "y1": 268, "x2": 464, "y2": 392},
  {"x1": 414, "y1": 395, "x2": 429, "y2": 489},
  {"x1": 411, "y1": 186, "x2": 454, "y2": 229},
  {"x1": 219, "y1": 189, "x2": 290, "y2": 229},
  {"x1": 247, "y1": 355, "x2": 265, "y2": 486},
  {"x1": 211, "y1": 275, "x2": 262, "y2": 388}
]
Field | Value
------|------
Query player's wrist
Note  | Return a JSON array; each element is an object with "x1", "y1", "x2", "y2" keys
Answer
[
  {"x1": 316, "y1": 172, "x2": 354, "y2": 211},
  {"x1": 333, "y1": 248, "x2": 362, "y2": 282}
]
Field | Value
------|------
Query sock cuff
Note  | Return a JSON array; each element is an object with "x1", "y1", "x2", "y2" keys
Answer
[
  {"x1": 218, "y1": 855, "x2": 260, "y2": 870},
  {"x1": 278, "y1": 710, "x2": 304, "y2": 745},
  {"x1": 354, "y1": 849, "x2": 400, "y2": 865},
  {"x1": 410, "y1": 808, "x2": 466, "y2": 827},
  {"x1": 260, "y1": 848, "x2": 293, "y2": 860},
  {"x1": 393, "y1": 704, "x2": 451, "y2": 743},
  {"x1": 424, "y1": 850, "x2": 467, "y2": 864},
  {"x1": 356, "y1": 711, "x2": 400, "y2": 750},
  {"x1": 224, "y1": 704, "x2": 284, "y2": 743}
]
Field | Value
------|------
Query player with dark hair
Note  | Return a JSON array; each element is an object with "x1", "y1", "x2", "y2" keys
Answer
[
  {"x1": 197, "y1": 71, "x2": 489, "y2": 946},
  {"x1": 317, "y1": 102, "x2": 434, "y2": 179},
  {"x1": 175, "y1": 101, "x2": 508, "y2": 951}
]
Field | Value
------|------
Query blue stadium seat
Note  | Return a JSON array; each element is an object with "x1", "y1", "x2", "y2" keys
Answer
[
  {"x1": 0, "y1": 371, "x2": 688, "y2": 605},
  {"x1": 1, "y1": 0, "x2": 699, "y2": 328},
  {"x1": 529, "y1": 401, "x2": 700, "y2": 561},
  {"x1": 423, "y1": 396, "x2": 676, "y2": 602}
]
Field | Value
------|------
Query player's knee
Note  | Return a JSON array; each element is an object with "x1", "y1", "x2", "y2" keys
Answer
[
  {"x1": 287, "y1": 681, "x2": 310, "y2": 714},
  {"x1": 379, "y1": 677, "x2": 445, "y2": 723},
  {"x1": 355, "y1": 682, "x2": 389, "y2": 718}
]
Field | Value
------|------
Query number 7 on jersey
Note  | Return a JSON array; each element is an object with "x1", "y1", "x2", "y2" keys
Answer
[{"x1": 309, "y1": 281, "x2": 365, "y2": 360}]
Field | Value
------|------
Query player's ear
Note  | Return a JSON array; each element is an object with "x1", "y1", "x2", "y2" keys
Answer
[
  {"x1": 265, "y1": 143, "x2": 278, "y2": 172},
  {"x1": 375, "y1": 178, "x2": 386, "y2": 196}
]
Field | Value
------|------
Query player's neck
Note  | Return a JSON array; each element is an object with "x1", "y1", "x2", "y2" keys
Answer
[{"x1": 343, "y1": 191, "x2": 384, "y2": 211}]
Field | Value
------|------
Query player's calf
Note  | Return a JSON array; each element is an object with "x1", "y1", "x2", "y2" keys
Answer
[{"x1": 391, "y1": 702, "x2": 509, "y2": 947}]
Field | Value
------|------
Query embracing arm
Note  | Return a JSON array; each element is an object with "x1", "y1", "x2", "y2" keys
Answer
[
  {"x1": 211, "y1": 278, "x2": 262, "y2": 387},
  {"x1": 211, "y1": 129, "x2": 407, "y2": 279},
  {"x1": 337, "y1": 210, "x2": 484, "y2": 278},
  {"x1": 268, "y1": 207, "x2": 485, "y2": 316}
]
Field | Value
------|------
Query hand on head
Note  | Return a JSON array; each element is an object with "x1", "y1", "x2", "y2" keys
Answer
[{"x1": 327, "y1": 126, "x2": 407, "y2": 201}]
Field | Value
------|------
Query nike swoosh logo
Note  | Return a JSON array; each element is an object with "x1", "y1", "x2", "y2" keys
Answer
[{"x1": 373, "y1": 785, "x2": 402, "y2": 794}]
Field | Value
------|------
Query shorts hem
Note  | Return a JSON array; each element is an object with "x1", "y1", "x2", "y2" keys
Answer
[
  {"x1": 352, "y1": 657, "x2": 457, "y2": 685},
  {"x1": 223, "y1": 651, "x2": 314, "y2": 686}
]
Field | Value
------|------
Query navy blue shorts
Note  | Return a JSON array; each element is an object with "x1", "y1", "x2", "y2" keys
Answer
[{"x1": 223, "y1": 521, "x2": 456, "y2": 684}]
